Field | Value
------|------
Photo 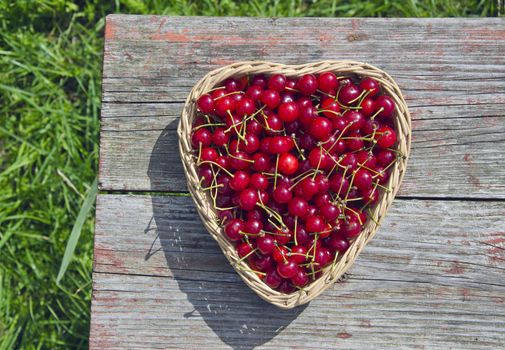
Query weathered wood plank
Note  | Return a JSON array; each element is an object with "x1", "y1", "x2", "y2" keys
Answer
[
  {"x1": 99, "y1": 16, "x2": 505, "y2": 197},
  {"x1": 90, "y1": 194, "x2": 505, "y2": 349},
  {"x1": 99, "y1": 101, "x2": 505, "y2": 197}
]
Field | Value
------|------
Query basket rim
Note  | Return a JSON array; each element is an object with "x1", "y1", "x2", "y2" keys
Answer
[{"x1": 178, "y1": 60, "x2": 411, "y2": 309}]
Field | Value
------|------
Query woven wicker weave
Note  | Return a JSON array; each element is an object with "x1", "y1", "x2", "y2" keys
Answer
[{"x1": 178, "y1": 61, "x2": 411, "y2": 309}]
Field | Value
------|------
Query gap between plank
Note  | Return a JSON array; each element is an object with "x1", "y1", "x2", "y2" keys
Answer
[{"x1": 97, "y1": 190, "x2": 505, "y2": 202}]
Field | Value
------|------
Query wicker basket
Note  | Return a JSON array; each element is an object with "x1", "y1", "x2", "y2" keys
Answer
[{"x1": 178, "y1": 61, "x2": 411, "y2": 309}]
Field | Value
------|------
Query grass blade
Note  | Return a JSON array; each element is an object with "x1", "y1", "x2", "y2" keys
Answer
[{"x1": 56, "y1": 178, "x2": 97, "y2": 285}]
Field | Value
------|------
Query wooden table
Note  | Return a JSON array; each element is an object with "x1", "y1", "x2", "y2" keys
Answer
[{"x1": 91, "y1": 15, "x2": 505, "y2": 349}]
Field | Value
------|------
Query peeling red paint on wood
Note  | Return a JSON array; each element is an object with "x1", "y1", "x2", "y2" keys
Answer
[
  {"x1": 104, "y1": 17, "x2": 117, "y2": 40},
  {"x1": 337, "y1": 331, "x2": 353, "y2": 339},
  {"x1": 444, "y1": 261, "x2": 465, "y2": 275}
]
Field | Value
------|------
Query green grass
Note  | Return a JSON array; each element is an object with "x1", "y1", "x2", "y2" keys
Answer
[{"x1": 0, "y1": 0, "x2": 500, "y2": 348}]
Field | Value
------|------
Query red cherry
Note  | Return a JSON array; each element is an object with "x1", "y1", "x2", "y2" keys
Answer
[
  {"x1": 314, "y1": 174, "x2": 330, "y2": 193},
  {"x1": 268, "y1": 74, "x2": 287, "y2": 92},
  {"x1": 339, "y1": 84, "x2": 361, "y2": 105},
  {"x1": 242, "y1": 134, "x2": 260, "y2": 153},
  {"x1": 317, "y1": 72, "x2": 338, "y2": 92},
  {"x1": 288, "y1": 197, "x2": 308, "y2": 217},
  {"x1": 328, "y1": 235, "x2": 350, "y2": 253},
  {"x1": 360, "y1": 96, "x2": 376, "y2": 117},
  {"x1": 198, "y1": 165, "x2": 213, "y2": 187},
  {"x1": 290, "y1": 245, "x2": 308, "y2": 264},
  {"x1": 252, "y1": 153, "x2": 271, "y2": 172},
  {"x1": 329, "y1": 173, "x2": 350, "y2": 196},
  {"x1": 200, "y1": 147, "x2": 218, "y2": 162},
  {"x1": 298, "y1": 105, "x2": 317, "y2": 129},
  {"x1": 315, "y1": 194, "x2": 332, "y2": 210},
  {"x1": 224, "y1": 219, "x2": 244, "y2": 241},
  {"x1": 363, "y1": 187, "x2": 379, "y2": 204},
  {"x1": 216, "y1": 174, "x2": 231, "y2": 194},
  {"x1": 320, "y1": 98, "x2": 340, "y2": 119},
  {"x1": 291, "y1": 270, "x2": 309, "y2": 287},
  {"x1": 344, "y1": 111, "x2": 365, "y2": 131},
  {"x1": 237, "y1": 242, "x2": 253, "y2": 258},
  {"x1": 275, "y1": 227, "x2": 293, "y2": 245},
  {"x1": 277, "y1": 260, "x2": 299, "y2": 279},
  {"x1": 376, "y1": 149, "x2": 396, "y2": 166},
  {"x1": 211, "y1": 88, "x2": 226, "y2": 100},
  {"x1": 278, "y1": 280, "x2": 295, "y2": 294},
  {"x1": 305, "y1": 215, "x2": 325, "y2": 233},
  {"x1": 250, "y1": 173, "x2": 269, "y2": 190},
  {"x1": 299, "y1": 177, "x2": 319, "y2": 200},
  {"x1": 340, "y1": 152, "x2": 358, "y2": 171},
  {"x1": 251, "y1": 74, "x2": 267, "y2": 89},
  {"x1": 308, "y1": 147, "x2": 332, "y2": 170},
  {"x1": 246, "y1": 85, "x2": 263, "y2": 101},
  {"x1": 245, "y1": 219, "x2": 263, "y2": 235},
  {"x1": 246, "y1": 209, "x2": 264, "y2": 222},
  {"x1": 341, "y1": 219, "x2": 361, "y2": 238},
  {"x1": 273, "y1": 184, "x2": 293, "y2": 204},
  {"x1": 192, "y1": 128, "x2": 212, "y2": 148},
  {"x1": 363, "y1": 118, "x2": 381, "y2": 135},
  {"x1": 278, "y1": 102, "x2": 299, "y2": 122},
  {"x1": 235, "y1": 98, "x2": 255, "y2": 117},
  {"x1": 265, "y1": 270, "x2": 283, "y2": 289},
  {"x1": 252, "y1": 254, "x2": 274, "y2": 272},
  {"x1": 356, "y1": 151, "x2": 377, "y2": 168},
  {"x1": 375, "y1": 126, "x2": 397, "y2": 148},
  {"x1": 211, "y1": 127, "x2": 230, "y2": 147},
  {"x1": 258, "y1": 190, "x2": 269, "y2": 204},
  {"x1": 273, "y1": 246, "x2": 288, "y2": 263},
  {"x1": 359, "y1": 78, "x2": 380, "y2": 97},
  {"x1": 327, "y1": 138, "x2": 346, "y2": 155},
  {"x1": 345, "y1": 132, "x2": 365, "y2": 151},
  {"x1": 257, "y1": 235, "x2": 275, "y2": 254},
  {"x1": 261, "y1": 89, "x2": 281, "y2": 109},
  {"x1": 263, "y1": 113, "x2": 283, "y2": 135},
  {"x1": 280, "y1": 93, "x2": 295, "y2": 104},
  {"x1": 231, "y1": 92, "x2": 245, "y2": 103},
  {"x1": 286, "y1": 78, "x2": 297, "y2": 90},
  {"x1": 331, "y1": 117, "x2": 347, "y2": 132},
  {"x1": 239, "y1": 188, "x2": 258, "y2": 210},
  {"x1": 313, "y1": 247, "x2": 332, "y2": 268},
  {"x1": 246, "y1": 119, "x2": 263, "y2": 135},
  {"x1": 229, "y1": 151, "x2": 251, "y2": 170},
  {"x1": 218, "y1": 209, "x2": 233, "y2": 223},
  {"x1": 375, "y1": 95, "x2": 395, "y2": 118},
  {"x1": 229, "y1": 171, "x2": 250, "y2": 191},
  {"x1": 354, "y1": 169, "x2": 373, "y2": 191},
  {"x1": 375, "y1": 165, "x2": 390, "y2": 184},
  {"x1": 320, "y1": 204, "x2": 340, "y2": 221},
  {"x1": 197, "y1": 94, "x2": 215, "y2": 114},
  {"x1": 294, "y1": 226, "x2": 310, "y2": 245},
  {"x1": 224, "y1": 77, "x2": 242, "y2": 92},
  {"x1": 269, "y1": 136, "x2": 292, "y2": 154},
  {"x1": 297, "y1": 74, "x2": 318, "y2": 96},
  {"x1": 285, "y1": 120, "x2": 300, "y2": 135},
  {"x1": 215, "y1": 96, "x2": 236, "y2": 117},
  {"x1": 278, "y1": 153, "x2": 299, "y2": 175},
  {"x1": 309, "y1": 117, "x2": 332, "y2": 140}
]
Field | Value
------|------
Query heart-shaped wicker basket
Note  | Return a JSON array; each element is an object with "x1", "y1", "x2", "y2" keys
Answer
[{"x1": 178, "y1": 61, "x2": 411, "y2": 309}]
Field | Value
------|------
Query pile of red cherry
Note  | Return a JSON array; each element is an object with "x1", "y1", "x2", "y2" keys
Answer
[{"x1": 191, "y1": 71, "x2": 397, "y2": 294}]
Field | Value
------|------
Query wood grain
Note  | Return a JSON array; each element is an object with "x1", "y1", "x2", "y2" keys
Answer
[
  {"x1": 99, "y1": 16, "x2": 505, "y2": 198},
  {"x1": 90, "y1": 194, "x2": 505, "y2": 349},
  {"x1": 94, "y1": 15, "x2": 505, "y2": 349}
]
